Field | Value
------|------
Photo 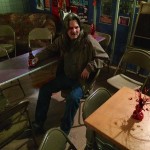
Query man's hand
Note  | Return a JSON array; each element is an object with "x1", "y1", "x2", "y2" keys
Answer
[
  {"x1": 33, "y1": 57, "x2": 39, "y2": 64},
  {"x1": 81, "y1": 68, "x2": 90, "y2": 79},
  {"x1": 28, "y1": 57, "x2": 39, "y2": 67}
]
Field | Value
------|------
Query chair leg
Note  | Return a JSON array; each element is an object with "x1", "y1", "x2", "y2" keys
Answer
[
  {"x1": 78, "y1": 100, "x2": 85, "y2": 126},
  {"x1": 17, "y1": 79, "x2": 26, "y2": 98},
  {"x1": 72, "y1": 100, "x2": 85, "y2": 128}
]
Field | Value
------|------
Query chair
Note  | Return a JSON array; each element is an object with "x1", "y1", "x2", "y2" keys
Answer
[
  {"x1": 0, "y1": 99, "x2": 37, "y2": 149},
  {"x1": 61, "y1": 69, "x2": 101, "y2": 127},
  {"x1": 0, "y1": 92, "x2": 8, "y2": 112},
  {"x1": 39, "y1": 128, "x2": 77, "y2": 150},
  {"x1": 107, "y1": 48, "x2": 150, "y2": 91},
  {"x1": 96, "y1": 32, "x2": 111, "y2": 71},
  {"x1": 82, "y1": 87, "x2": 118, "y2": 150},
  {"x1": 0, "y1": 25, "x2": 16, "y2": 59},
  {"x1": 28, "y1": 28, "x2": 53, "y2": 50}
]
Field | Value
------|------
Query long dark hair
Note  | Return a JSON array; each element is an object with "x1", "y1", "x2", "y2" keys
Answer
[{"x1": 63, "y1": 13, "x2": 82, "y2": 32}]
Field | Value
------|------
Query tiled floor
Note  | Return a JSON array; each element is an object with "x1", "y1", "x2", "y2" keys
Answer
[{"x1": 4, "y1": 66, "x2": 148, "y2": 150}]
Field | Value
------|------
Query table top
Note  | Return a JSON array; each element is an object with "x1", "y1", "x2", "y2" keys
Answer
[
  {"x1": 85, "y1": 87, "x2": 150, "y2": 150},
  {"x1": 0, "y1": 48, "x2": 59, "y2": 86}
]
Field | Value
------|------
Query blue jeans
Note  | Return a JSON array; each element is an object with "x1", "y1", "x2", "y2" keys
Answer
[{"x1": 35, "y1": 72, "x2": 83, "y2": 134}]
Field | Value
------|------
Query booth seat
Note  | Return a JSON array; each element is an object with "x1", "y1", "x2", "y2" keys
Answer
[{"x1": 0, "y1": 13, "x2": 57, "y2": 56}]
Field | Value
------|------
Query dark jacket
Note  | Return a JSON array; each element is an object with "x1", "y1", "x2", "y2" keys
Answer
[{"x1": 36, "y1": 31, "x2": 108, "y2": 79}]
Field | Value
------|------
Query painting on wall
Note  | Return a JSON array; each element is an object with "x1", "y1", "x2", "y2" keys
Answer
[
  {"x1": 118, "y1": 16, "x2": 130, "y2": 26},
  {"x1": 99, "y1": 0, "x2": 112, "y2": 24},
  {"x1": 45, "y1": 0, "x2": 50, "y2": 10},
  {"x1": 36, "y1": 0, "x2": 44, "y2": 10}
]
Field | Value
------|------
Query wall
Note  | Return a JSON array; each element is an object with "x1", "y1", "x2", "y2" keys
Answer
[{"x1": 0, "y1": 0, "x2": 30, "y2": 14}]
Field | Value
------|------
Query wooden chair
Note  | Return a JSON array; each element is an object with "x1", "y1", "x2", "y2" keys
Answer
[
  {"x1": 107, "y1": 48, "x2": 150, "y2": 91},
  {"x1": 0, "y1": 100, "x2": 37, "y2": 149},
  {"x1": 39, "y1": 128, "x2": 77, "y2": 150}
]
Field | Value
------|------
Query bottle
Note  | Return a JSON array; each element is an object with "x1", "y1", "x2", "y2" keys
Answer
[{"x1": 28, "y1": 48, "x2": 36, "y2": 67}]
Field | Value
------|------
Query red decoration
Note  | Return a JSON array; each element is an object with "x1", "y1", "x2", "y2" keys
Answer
[
  {"x1": 93, "y1": 0, "x2": 96, "y2": 6},
  {"x1": 132, "y1": 88, "x2": 150, "y2": 121},
  {"x1": 90, "y1": 23, "x2": 95, "y2": 35}
]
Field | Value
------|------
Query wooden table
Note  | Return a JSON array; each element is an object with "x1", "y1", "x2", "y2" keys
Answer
[{"x1": 85, "y1": 87, "x2": 150, "y2": 150}]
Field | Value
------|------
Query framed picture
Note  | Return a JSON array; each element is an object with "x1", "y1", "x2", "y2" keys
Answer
[
  {"x1": 45, "y1": 0, "x2": 50, "y2": 9},
  {"x1": 36, "y1": 0, "x2": 44, "y2": 10},
  {"x1": 100, "y1": 0, "x2": 112, "y2": 24},
  {"x1": 118, "y1": 16, "x2": 130, "y2": 26}
]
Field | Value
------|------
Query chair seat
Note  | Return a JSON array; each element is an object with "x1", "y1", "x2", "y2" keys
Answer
[{"x1": 107, "y1": 74, "x2": 142, "y2": 90}]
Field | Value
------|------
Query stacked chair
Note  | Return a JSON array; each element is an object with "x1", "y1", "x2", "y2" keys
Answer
[
  {"x1": 0, "y1": 25, "x2": 16, "y2": 59},
  {"x1": 0, "y1": 98, "x2": 37, "y2": 149}
]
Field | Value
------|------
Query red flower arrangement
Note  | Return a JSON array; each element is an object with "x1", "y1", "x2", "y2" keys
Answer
[{"x1": 132, "y1": 88, "x2": 150, "y2": 121}]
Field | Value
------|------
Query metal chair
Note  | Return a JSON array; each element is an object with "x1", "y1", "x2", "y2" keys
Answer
[
  {"x1": 61, "y1": 69, "x2": 101, "y2": 127},
  {"x1": 0, "y1": 92, "x2": 8, "y2": 112},
  {"x1": 0, "y1": 25, "x2": 16, "y2": 59},
  {"x1": 107, "y1": 48, "x2": 150, "y2": 91},
  {"x1": 39, "y1": 128, "x2": 77, "y2": 150},
  {"x1": 96, "y1": 32, "x2": 111, "y2": 71},
  {"x1": 28, "y1": 28, "x2": 53, "y2": 50},
  {"x1": 82, "y1": 87, "x2": 118, "y2": 150},
  {"x1": 0, "y1": 100, "x2": 37, "y2": 149}
]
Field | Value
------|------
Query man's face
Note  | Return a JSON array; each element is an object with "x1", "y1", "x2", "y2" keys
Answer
[{"x1": 67, "y1": 20, "x2": 80, "y2": 40}]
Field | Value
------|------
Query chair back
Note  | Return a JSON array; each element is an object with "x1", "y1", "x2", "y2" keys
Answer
[
  {"x1": 28, "y1": 28, "x2": 53, "y2": 48},
  {"x1": 0, "y1": 25, "x2": 16, "y2": 57},
  {"x1": 82, "y1": 87, "x2": 111, "y2": 120},
  {"x1": 39, "y1": 128, "x2": 77, "y2": 150},
  {"x1": 82, "y1": 88, "x2": 112, "y2": 150},
  {"x1": 0, "y1": 100, "x2": 37, "y2": 149},
  {"x1": 0, "y1": 25, "x2": 15, "y2": 37},
  {"x1": 115, "y1": 48, "x2": 150, "y2": 75}
]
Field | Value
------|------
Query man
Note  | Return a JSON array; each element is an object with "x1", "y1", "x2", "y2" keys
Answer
[{"x1": 32, "y1": 13, "x2": 109, "y2": 134}]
